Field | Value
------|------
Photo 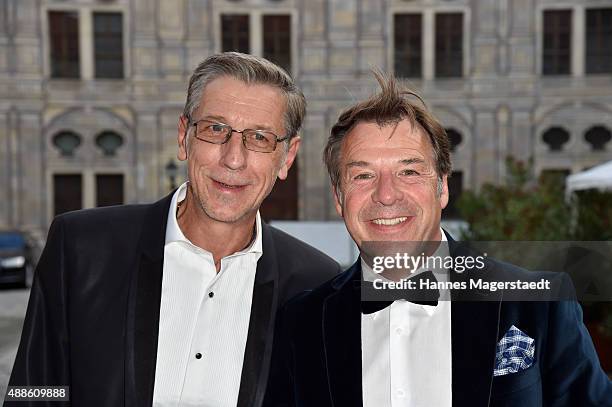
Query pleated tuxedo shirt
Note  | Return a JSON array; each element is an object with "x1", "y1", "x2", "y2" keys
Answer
[
  {"x1": 361, "y1": 229, "x2": 452, "y2": 407},
  {"x1": 153, "y1": 182, "x2": 263, "y2": 407}
]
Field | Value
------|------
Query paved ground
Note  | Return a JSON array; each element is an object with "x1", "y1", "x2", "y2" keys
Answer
[{"x1": 0, "y1": 287, "x2": 30, "y2": 403}]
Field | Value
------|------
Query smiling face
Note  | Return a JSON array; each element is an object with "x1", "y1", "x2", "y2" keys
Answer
[
  {"x1": 334, "y1": 119, "x2": 448, "y2": 249},
  {"x1": 177, "y1": 76, "x2": 300, "y2": 224}
]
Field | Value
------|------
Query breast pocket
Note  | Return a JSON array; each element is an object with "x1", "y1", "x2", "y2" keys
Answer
[{"x1": 490, "y1": 364, "x2": 542, "y2": 406}]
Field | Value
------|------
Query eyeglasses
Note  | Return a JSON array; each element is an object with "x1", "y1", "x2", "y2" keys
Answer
[{"x1": 191, "y1": 119, "x2": 289, "y2": 153}]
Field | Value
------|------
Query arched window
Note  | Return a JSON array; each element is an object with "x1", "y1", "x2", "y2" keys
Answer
[
  {"x1": 584, "y1": 126, "x2": 611, "y2": 151},
  {"x1": 95, "y1": 131, "x2": 124, "y2": 156},
  {"x1": 52, "y1": 130, "x2": 82, "y2": 157},
  {"x1": 542, "y1": 127, "x2": 570, "y2": 151},
  {"x1": 446, "y1": 128, "x2": 463, "y2": 152}
]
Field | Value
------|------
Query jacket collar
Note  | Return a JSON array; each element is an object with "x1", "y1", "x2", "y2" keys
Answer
[
  {"x1": 125, "y1": 192, "x2": 173, "y2": 407},
  {"x1": 323, "y1": 260, "x2": 363, "y2": 406},
  {"x1": 236, "y1": 222, "x2": 280, "y2": 407}
]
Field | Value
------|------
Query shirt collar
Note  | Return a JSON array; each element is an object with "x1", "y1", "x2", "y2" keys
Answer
[
  {"x1": 164, "y1": 182, "x2": 263, "y2": 255},
  {"x1": 361, "y1": 227, "x2": 450, "y2": 313}
]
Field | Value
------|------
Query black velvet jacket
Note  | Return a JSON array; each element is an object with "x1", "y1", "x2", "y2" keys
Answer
[
  {"x1": 264, "y1": 236, "x2": 612, "y2": 407},
  {"x1": 7, "y1": 193, "x2": 341, "y2": 407}
]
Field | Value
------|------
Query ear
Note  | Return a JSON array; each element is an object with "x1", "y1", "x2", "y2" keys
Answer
[
  {"x1": 277, "y1": 136, "x2": 301, "y2": 180},
  {"x1": 439, "y1": 174, "x2": 449, "y2": 209},
  {"x1": 177, "y1": 115, "x2": 189, "y2": 161},
  {"x1": 332, "y1": 185, "x2": 343, "y2": 218}
]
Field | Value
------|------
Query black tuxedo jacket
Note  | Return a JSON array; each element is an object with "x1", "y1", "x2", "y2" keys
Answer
[
  {"x1": 7, "y1": 193, "x2": 341, "y2": 407},
  {"x1": 264, "y1": 236, "x2": 612, "y2": 407}
]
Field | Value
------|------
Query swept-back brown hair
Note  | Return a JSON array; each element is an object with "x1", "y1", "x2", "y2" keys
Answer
[{"x1": 323, "y1": 71, "x2": 451, "y2": 194}]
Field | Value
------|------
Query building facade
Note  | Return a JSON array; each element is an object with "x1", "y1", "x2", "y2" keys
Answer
[{"x1": 1, "y1": 0, "x2": 611, "y2": 239}]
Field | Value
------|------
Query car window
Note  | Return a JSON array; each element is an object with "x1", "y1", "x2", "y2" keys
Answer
[{"x1": 0, "y1": 233, "x2": 26, "y2": 249}]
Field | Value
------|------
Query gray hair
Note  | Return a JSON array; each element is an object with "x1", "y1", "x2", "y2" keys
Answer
[{"x1": 183, "y1": 52, "x2": 306, "y2": 139}]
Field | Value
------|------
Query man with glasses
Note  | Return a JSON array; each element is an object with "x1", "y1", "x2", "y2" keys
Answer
[{"x1": 8, "y1": 52, "x2": 340, "y2": 407}]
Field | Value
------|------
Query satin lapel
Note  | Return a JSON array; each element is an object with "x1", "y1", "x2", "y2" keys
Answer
[
  {"x1": 451, "y1": 300, "x2": 501, "y2": 406},
  {"x1": 125, "y1": 193, "x2": 173, "y2": 407},
  {"x1": 323, "y1": 262, "x2": 363, "y2": 407},
  {"x1": 448, "y1": 234, "x2": 502, "y2": 407},
  {"x1": 237, "y1": 223, "x2": 279, "y2": 407}
]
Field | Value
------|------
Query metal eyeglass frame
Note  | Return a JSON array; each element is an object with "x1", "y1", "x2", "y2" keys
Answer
[{"x1": 191, "y1": 119, "x2": 289, "y2": 153}]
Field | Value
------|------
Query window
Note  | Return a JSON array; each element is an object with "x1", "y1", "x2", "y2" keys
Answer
[
  {"x1": 443, "y1": 171, "x2": 463, "y2": 219},
  {"x1": 260, "y1": 160, "x2": 298, "y2": 221},
  {"x1": 52, "y1": 131, "x2": 82, "y2": 157},
  {"x1": 263, "y1": 15, "x2": 291, "y2": 73},
  {"x1": 96, "y1": 174, "x2": 124, "y2": 207},
  {"x1": 54, "y1": 174, "x2": 82, "y2": 216},
  {"x1": 540, "y1": 169, "x2": 570, "y2": 185},
  {"x1": 93, "y1": 12, "x2": 124, "y2": 79},
  {"x1": 586, "y1": 8, "x2": 612, "y2": 74},
  {"x1": 542, "y1": 10, "x2": 572, "y2": 75},
  {"x1": 95, "y1": 131, "x2": 124, "y2": 156},
  {"x1": 446, "y1": 128, "x2": 463, "y2": 152},
  {"x1": 584, "y1": 126, "x2": 611, "y2": 151},
  {"x1": 221, "y1": 14, "x2": 250, "y2": 53},
  {"x1": 542, "y1": 127, "x2": 570, "y2": 151},
  {"x1": 49, "y1": 11, "x2": 80, "y2": 78},
  {"x1": 539, "y1": 169, "x2": 570, "y2": 192},
  {"x1": 435, "y1": 13, "x2": 463, "y2": 78},
  {"x1": 394, "y1": 14, "x2": 422, "y2": 78}
]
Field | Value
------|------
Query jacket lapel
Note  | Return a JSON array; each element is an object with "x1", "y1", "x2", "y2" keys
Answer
[
  {"x1": 237, "y1": 222, "x2": 280, "y2": 407},
  {"x1": 125, "y1": 193, "x2": 173, "y2": 407},
  {"x1": 448, "y1": 236, "x2": 502, "y2": 407},
  {"x1": 323, "y1": 261, "x2": 363, "y2": 407}
]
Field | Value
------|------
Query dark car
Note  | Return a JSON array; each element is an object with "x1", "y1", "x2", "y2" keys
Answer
[{"x1": 0, "y1": 231, "x2": 32, "y2": 287}]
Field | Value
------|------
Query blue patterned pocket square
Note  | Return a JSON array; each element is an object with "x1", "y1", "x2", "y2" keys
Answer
[{"x1": 493, "y1": 325, "x2": 535, "y2": 376}]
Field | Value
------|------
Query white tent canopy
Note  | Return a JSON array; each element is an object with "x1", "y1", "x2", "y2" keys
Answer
[{"x1": 566, "y1": 160, "x2": 612, "y2": 198}]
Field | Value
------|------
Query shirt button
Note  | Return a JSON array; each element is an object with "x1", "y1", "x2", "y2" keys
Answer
[
  {"x1": 396, "y1": 389, "x2": 406, "y2": 398},
  {"x1": 195, "y1": 353, "x2": 202, "y2": 359},
  {"x1": 395, "y1": 327, "x2": 403, "y2": 335},
  {"x1": 208, "y1": 292, "x2": 214, "y2": 298},
  {"x1": 501, "y1": 357, "x2": 507, "y2": 363}
]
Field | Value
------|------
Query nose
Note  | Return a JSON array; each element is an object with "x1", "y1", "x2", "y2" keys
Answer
[
  {"x1": 219, "y1": 131, "x2": 247, "y2": 171},
  {"x1": 372, "y1": 171, "x2": 403, "y2": 206}
]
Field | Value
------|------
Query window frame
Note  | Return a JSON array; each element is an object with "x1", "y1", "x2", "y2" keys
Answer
[
  {"x1": 389, "y1": 5, "x2": 470, "y2": 81},
  {"x1": 42, "y1": 4, "x2": 129, "y2": 80},
  {"x1": 536, "y1": 4, "x2": 612, "y2": 77},
  {"x1": 541, "y1": 8, "x2": 573, "y2": 76},
  {"x1": 214, "y1": 8, "x2": 298, "y2": 76},
  {"x1": 48, "y1": 10, "x2": 81, "y2": 79},
  {"x1": 393, "y1": 13, "x2": 423, "y2": 79},
  {"x1": 92, "y1": 11, "x2": 125, "y2": 79},
  {"x1": 585, "y1": 7, "x2": 612, "y2": 74}
]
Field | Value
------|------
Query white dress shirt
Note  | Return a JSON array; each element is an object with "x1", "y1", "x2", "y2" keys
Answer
[
  {"x1": 361, "y1": 229, "x2": 452, "y2": 407},
  {"x1": 153, "y1": 182, "x2": 263, "y2": 407}
]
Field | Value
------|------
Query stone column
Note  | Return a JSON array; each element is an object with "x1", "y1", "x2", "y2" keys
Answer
[
  {"x1": 134, "y1": 111, "x2": 161, "y2": 203},
  {"x1": 328, "y1": 0, "x2": 357, "y2": 77},
  {"x1": 17, "y1": 110, "x2": 45, "y2": 230},
  {"x1": 300, "y1": 110, "x2": 331, "y2": 220},
  {"x1": 473, "y1": 108, "x2": 498, "y2": 187},
  {"x1": 0, "y1": 111, "x2": 10, "y2": 228}
]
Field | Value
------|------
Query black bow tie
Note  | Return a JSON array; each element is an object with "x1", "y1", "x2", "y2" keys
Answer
[{"x1": 360, "y1": 270, "x2": 441, "y2": 314}]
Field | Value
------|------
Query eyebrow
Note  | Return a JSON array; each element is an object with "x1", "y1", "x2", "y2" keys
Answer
[
  {"x1": 199, "y1": 115, "x2": 276, "y2": 132},
  {"x1": 399, "y1": 158, "x2": 425, "y2": 165},
  {"x1": 346, "y1": 160, "x2": 370, "y2": 168},
  {"x1": 346, "y1": 157, "x2": 426, "y2": 168}
]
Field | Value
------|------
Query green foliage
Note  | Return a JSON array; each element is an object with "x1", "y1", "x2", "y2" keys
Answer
[
  {"x1": 457, "y1": 157, "x2": 612, "y2": 336},
  {"x1": 457, "y1": 157, "x2": 575, "y2": 241}
]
